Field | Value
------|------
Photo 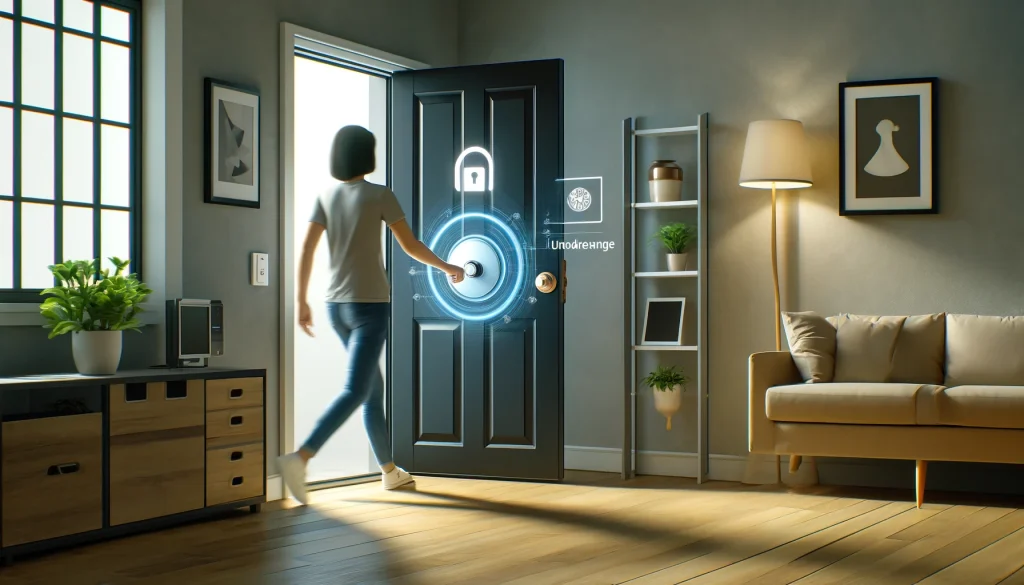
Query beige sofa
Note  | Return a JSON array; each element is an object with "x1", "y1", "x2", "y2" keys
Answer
[{"x1": 749, "y1": 313, "x2": 1024, "y2": 507}]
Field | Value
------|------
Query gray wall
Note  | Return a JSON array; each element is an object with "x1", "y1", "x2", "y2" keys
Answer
[
  {"x1": 458, "y1": 0, "x2": 1024, "y2": 474},
  {"x1": 180, "y1": 0, "x2": 458, "y2": 472}
]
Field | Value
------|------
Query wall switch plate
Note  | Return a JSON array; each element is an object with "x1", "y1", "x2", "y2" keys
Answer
[{"x1": 251, "y1": 253, "x2": 269, "y2": 286}]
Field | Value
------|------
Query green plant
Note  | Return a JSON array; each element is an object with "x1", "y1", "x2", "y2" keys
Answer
[
  {"x1": 652, "y1": 222, "x2": 694, "y2": 254},
  {"x1": 642, "y1": 365, "x2": 689, "y2": 392},
  {"x1": 39, "y1": 258, "x2": 153, "y2": 339}
]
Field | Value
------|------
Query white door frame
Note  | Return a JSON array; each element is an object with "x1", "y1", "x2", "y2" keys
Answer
[{"x1": 278, "y1": 23, "x2": 426, "y2": 460}]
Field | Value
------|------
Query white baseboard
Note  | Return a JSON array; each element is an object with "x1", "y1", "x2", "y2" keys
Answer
[
  {"x1": 266, "y1": 474, "x2": 284, "y2": 501},
  {"x1": 564, "y1": 446, "x2": 748, "y2": 482}
]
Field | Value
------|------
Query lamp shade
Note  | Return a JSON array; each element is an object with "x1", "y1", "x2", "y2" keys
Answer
[{"x1": 739, "y1": 119, "x2": 813, "y2": 189}]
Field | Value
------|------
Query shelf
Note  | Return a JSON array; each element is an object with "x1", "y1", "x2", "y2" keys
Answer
[
  {"x1": 633, "y1": 345, "x2": 699, "y2": 352},
  {"x1": 634, "y1": 125, "x2": 699, "y2": 137},
  {"x1": 634, "y1": 271, "x2": 698, "y2": 279},
  {"x1": 633, "y1": 201, "x2": 698, "y2": 210}
]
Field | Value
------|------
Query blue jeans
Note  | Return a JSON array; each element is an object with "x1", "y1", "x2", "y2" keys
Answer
[{"x1": 300, "y1": 302, "x2": 393, "y2": 467}]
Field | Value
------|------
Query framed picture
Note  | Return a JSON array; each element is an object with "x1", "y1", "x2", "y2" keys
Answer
[
  {"x1": 839, "y1": 77, "x2": 937, "y2": 215},
  {"x1": 641, "y1": 297, "x2": 686, "y2": 346},
  {"x1": 205, "y1": 78, "x2": 260, "y2": 208}
]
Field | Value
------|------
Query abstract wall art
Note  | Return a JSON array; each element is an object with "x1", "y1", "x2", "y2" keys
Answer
[{"x1": 205, "y1": 78, "x2": 261, "y2": 208}]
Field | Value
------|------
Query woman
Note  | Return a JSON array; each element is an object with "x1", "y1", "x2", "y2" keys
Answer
[{"x1": 278, "y1": 125, "x2": 465, "y2": 504}]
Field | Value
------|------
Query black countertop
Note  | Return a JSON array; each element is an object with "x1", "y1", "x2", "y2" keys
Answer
[{"x1": 0, "y1": 367, "x2": 266, "y2": 390}]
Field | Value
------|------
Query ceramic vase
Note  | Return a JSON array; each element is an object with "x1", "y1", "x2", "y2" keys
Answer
[
  {"x1": 72, "y1": 330, "x2": 123, "y2": 375},
  {"x1": 667, "y1": 253, "x2": 688, "y2": 272},
  {"x1": 649, "y1": 160, "x2": 683, "y2": 202},
  {"x1": 653, "y1": 384, "x2": 683, "y2": 430}
]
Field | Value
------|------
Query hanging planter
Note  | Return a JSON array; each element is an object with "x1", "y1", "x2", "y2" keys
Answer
[{"x1": 642, "y1": 365, "x2": 689, "y2": 430}]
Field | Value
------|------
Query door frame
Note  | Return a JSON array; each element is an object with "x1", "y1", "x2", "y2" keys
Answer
[{"x1": 278, "y1": 23, "x2": 426, "y2": 477}]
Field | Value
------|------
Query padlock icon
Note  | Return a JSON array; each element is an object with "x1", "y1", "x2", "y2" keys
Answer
[{"x1": 454, "y1": 146, "x2": 494, "y2": 193}]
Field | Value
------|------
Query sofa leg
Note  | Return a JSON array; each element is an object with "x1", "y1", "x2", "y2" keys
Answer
[
  {"x1": 775, "y1": 455, "x2": 782, "y2": 484},
  {"x1": 916, "y1": 460, "x2": 927, "y2": 508},
  {"x1": 789, "y1": 455, "x2": 802, "y2": 474}
]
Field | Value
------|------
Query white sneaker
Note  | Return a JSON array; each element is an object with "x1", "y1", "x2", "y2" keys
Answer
[
  {"x1": 382, "y1": 467, "x2": 415, "y2": 490},
  {"x1": 277, "y1": 452, "x2": 308, "y2": 505}
]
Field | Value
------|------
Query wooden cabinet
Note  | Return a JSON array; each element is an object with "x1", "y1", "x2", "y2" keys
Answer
[
  {"x1": 2, "y1": 414, "x2": 103, "y2": 546},
  {"x1": 204, "y1": 377, "x2": 264, "y2": 506},
  {"x1": 206, "y1": 442, "x2": 264, "y2": 506},
  {"x1": 109, "y1": 380, "x2": 206, "y2": 526}
]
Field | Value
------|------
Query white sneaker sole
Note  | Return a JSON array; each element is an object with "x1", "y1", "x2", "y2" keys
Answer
[
  {"x1": 384, "y1": 476, "x2": 415, "y2": 490},
  {"x1": 277, "y1": 455, "x2": 308, "y2": 504}
]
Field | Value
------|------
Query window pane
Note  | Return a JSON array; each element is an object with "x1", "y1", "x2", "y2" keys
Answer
[
  {"x1": 100, "y1": 124, "x2": 128, "y2": 206},
  {"x1": 0, "y1": 200, "x2": 11, "y2": 288},
  {"x1": 63, "y1": 32, "x2": 92, "y2": 115},
  {"x1": 22, "y1": 0, "x2": 54, "y2": 23},
  {"x1": 0, "y1": 106, "x2": 10, "y2": 195},
  {"x1": 62, "y1": 205, "x2": 91, "y2": 262},
  {"x1": 0, "y1": 18, "x2": 12, "y2": 102},
  {"x1": 22, "y1": 23, "x2": 54, "y2": 110},
  {"x1": 0, "y1": 0, "x2": 11, "y2": 15},
  {"x1": 63, "y1": 118, "x2": 92, "y2": 202},
  {"x1": 21, "y1": 202, "x2": 54, "y2": 288},
  {"x1": 100, "y1": 208, "x2": 128, "y2": 272},
  {"x1": 21, "y1": 111, "x2": 54, "y2": 199},
  {"x1": 100, "y1": 6, "x2": 129, "y2": 41},
  {"x1": 63, "y1": 0, "x2": 93, "y2": 33},
  {"x1": 100, "y1": 42, "x2": 129, "y2": 123}
]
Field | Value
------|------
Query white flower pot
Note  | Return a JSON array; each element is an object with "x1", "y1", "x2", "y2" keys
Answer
[
  {"x1": 653, "y1": 384, "x2": 683, "y2": 430},
  {"x1": 649, "y1": 179, "x2": 682, "y2": 202},
  {"x1": 667, "y1": 253, "x2": 688, "y2": 272},
  {"x1": 72, "y1": 330, "x2": 123, "y2": 376}
]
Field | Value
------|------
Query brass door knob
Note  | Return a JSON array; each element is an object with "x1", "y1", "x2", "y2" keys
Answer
[{"x1": 535, "y1": 272, "x2": 557, "y2": 293}]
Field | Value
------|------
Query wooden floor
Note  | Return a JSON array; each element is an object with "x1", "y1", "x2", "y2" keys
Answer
[{"x1": 3, "y1": 472, "x2": 1024, "y2": 585}]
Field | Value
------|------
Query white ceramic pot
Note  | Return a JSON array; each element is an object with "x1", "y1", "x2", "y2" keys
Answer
[
  {"x1": 653, "y1": 384, "x2": 683, "y2": 430},
  {"x1": 72, "y1": 330, "x2": 123, "y2": 376},
  {"x1": 649, "y1": 179, "x2": 682, "y2": 202},
  {"x1": 667, "y1": 253, "x2": 688, "y2": 272}
]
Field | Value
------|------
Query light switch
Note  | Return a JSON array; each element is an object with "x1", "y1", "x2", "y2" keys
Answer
[{"x1": 251, "y1": 253, "x2": 269, "y2": 286}]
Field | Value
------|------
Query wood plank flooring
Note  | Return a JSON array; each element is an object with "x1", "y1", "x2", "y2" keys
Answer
[{"x1": 1, "y1": 472, "x2": 1022, "y2": 585}]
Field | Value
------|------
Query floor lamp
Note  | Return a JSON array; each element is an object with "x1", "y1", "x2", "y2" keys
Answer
[{"x1": 739, "y1": 119, "x2": 813, "y2": 483}]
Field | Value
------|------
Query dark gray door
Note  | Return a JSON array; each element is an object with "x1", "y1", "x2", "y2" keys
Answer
[{"x1": 391, "y1": 60, "x2": 564, "y2": 480}]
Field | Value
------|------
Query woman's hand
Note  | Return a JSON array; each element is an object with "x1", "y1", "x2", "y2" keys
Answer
[
  {"x1": 445, "y1": 264, "x2": 465, "y2": 284},
  {"x1": 298, "y1": 301, "x2": 315, "y2": 337}
]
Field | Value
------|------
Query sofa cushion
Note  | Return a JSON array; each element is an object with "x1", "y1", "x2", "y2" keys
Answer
[
  {"x1": 889, "y1": 313, "x2": 946, "y2": 384},
  {"x1": 766, "y1": 383, "x2": 943, "y2": 426},
  {"x1": 937, "y1": 385, "x2": 1024, "y2": 429},
  {"x1": 832, "y1": 315, "x2": 907, "y2": 382},
  {"x1": 946, "y1": 314, "x2": 1024, "y2": 386},
  {"x1": 782, "y1": 312, "x2": 836, "y2": 383}
]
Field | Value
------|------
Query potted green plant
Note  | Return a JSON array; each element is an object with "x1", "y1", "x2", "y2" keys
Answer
[
  {"x1": 642, "y1": 365, "x2": 689, "y2": 430},
  {"x1": 652, "y1": 222, "x2": 694, "y2": 272},
  {"x1": 39, "y1": 258, "x2": 152, "y2": 375}
]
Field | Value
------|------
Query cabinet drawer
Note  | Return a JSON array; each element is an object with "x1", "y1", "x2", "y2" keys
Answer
[
  {"x1": 206, "y1": 406, "x2": 263, "y2": 443},
  {"x1": 206, "y1": 442, "x2": 264, "y2": 506},
  {"x1": 110, "y1": 381, "x2": 204, "y2": 435},
  {"x1": 206, "y1": 377, "x2": 263, "y2": 411},
  {"x1": 110, "y1": 430, "x2": 205, "y2": 526},
  {"x1": 2, "y1": 414, "x2": 103, "y2": 546}
]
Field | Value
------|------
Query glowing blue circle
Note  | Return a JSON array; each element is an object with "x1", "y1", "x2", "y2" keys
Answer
[{"x1": 427, "y1": 212, "x2": 526, "y2": 322}]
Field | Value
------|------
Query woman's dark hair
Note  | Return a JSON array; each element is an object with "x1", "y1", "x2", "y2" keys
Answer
[{"x1": 330, "y1": 125, "x2": 376, "y2": 181}]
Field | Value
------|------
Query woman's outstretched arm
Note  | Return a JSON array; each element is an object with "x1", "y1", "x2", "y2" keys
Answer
[{"x1": 390, "y1": 219, "x2": 465, "y2": 283}]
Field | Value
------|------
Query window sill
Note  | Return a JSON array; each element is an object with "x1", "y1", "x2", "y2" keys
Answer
[{"x1": 0, "y1": 303, "x2": 161, "y2": 327}]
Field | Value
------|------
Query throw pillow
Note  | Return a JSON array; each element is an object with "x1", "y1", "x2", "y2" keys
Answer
[
  {"x1": 889, "y1": 313, "x2": 946, "y2": 384},
  {"x1": 782, "y1": 311, "x2": 837, "y2": 383},
  {"x1": 833, "y1": 315, "x2": 907, "y2": 382}
]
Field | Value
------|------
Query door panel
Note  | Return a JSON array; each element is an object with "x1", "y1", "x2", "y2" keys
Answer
[{"x1": 393, "y1": 59, "x2": 563, "y2": 480}]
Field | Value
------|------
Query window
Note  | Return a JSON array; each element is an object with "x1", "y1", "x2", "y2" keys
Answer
[{"x1": 0, "y1": 0, "x2": 140, "y2": 302}]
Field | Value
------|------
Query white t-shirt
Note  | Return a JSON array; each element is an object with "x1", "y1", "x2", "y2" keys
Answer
[{"x1": 309, "y1": 180, "x2": 405, "y2": 303}]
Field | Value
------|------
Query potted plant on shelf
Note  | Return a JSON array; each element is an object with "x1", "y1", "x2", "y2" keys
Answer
[
  {"x1": 39, "y1": 258, "x2": 152, "y2": 376},
  {"x1": 642, "y1": 365, "x2": 689, "y2": 430},
  {"x1": 652, "y1": 222, "x2": 694, "y2": 272}
]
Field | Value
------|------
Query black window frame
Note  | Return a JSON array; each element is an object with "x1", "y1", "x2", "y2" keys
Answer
[{"x1": 0, "y1": 0, "x2": 142, "y2": 303}]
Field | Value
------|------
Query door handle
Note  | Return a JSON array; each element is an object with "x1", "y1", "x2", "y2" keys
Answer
[{"x1": 535, "y1": 272, "x2": 557, "y2": 293}]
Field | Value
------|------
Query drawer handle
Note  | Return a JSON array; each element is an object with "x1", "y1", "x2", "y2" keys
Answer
[
  {"x1": 230, "y1": 415, "x2": 244, "y2": 426},
  {"x1": 231, "y1": 476, "x2": 244, "y2": 487},
  {"x1": 47, "y1": 462, "x2": 80, "y2": 476},
  {"x1": 166, "y1": 384, "x2": 188, "y2": 400},
  {"x1": 229, "y1": 388, "x2": 243, "y2": 399},
  {"x1": 125, "y1": 385, "x2": 147, "y2": 402},
  {"x1": 230, "y1": 451, "x2": 244, "y2": 461}
]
